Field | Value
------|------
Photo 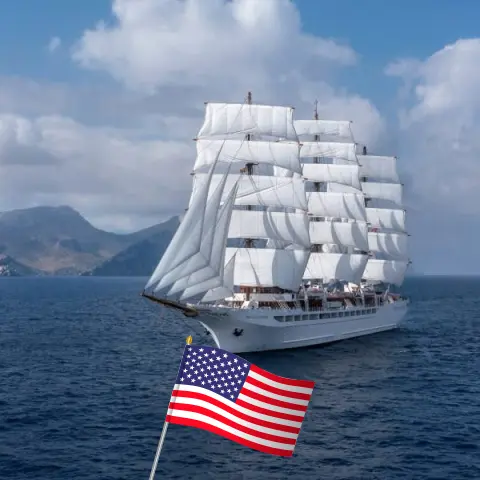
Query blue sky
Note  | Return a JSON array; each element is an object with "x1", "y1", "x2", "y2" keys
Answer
[
  {"x1": 0, "y1": 0, "x2": 476, "y2": 96},
  {"x1": 298, "y1": 0, "x2": 480, "y2": 116},
  {"x1": 0, "y1": 0, "x2": 479, "y2": 275},
  {"x1": 0, "y1": 0, "x2": 110, "y2": 82},
  {"x1": 301, "y1": 0, "x2": 480, "y2": 60}
]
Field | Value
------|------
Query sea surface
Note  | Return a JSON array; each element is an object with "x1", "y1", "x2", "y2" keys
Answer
[{"x1": 0, "y1": 276, "x2": 479, "y2": 480}]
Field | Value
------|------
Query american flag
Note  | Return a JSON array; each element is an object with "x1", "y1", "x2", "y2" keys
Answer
[{"x1": 166, "y1": 344, "x2": 315, "y2": 457}]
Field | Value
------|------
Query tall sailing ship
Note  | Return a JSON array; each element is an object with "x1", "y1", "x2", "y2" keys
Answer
[{"x1": 142, "y1": 93, "x2": 410, "y2": 353}]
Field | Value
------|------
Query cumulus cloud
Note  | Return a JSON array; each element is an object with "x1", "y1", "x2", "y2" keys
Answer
[
  {"x1": 3, "y1": 0, "x2": 479, "y2": 273},
  {"x1": 72, "y1": 0, "x2": 357, "y2": 95},
  {"x1": 1, "y1": 0, "x2": 386, "y2": 233},
  {"x1": 387, "y1": 38, "x2": 480, "y2": 216},
  {"x1": 382, "y1": 38, "x2": 480, "y2": 273},
  {"x1": 0, "y1": 76, "x2": 201, "y2": 132},
  {"x1": 0, "y1": 115, "x2": 193, "y2": 231},
  {"x1": 71, "y1": 0, "x2": 383, "y2": 139}
]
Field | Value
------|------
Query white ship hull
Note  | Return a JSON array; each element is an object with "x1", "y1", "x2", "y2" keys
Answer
[{"x1": 192, "y1": 299, "x2": 408, "y2": 353}]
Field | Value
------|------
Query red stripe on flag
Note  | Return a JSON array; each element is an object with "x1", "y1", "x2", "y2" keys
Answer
[
  {"x1": 245, "y1": 376, "x2": 312, "y2": 401},
  {"x1": 250, "y1": 364, "x2": 315, "y2": 389},
  {"x1": 166, "y1": 415, "x2": 294, "y2": 457},
  {"x1": 240, "y1": 386, "x2": 308, "y2": 412},
  {"x1": 168, "y1": 403, "x2": 297, "y2": 445},
  {"x1": 170, "y1": 390, "x2": 300, "y2": 434}
]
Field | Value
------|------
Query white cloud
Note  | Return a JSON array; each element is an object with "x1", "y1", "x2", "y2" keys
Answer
[
  {"x1": 1, "y1": 0, "x2": 386, "y2": 234},
  {"x1": 0, "y1": 114, "x2": 193, "y2": 232},
  {"x1": 69, "y1": 0, "x2": 385, "y2": 222},
  {"x1": 2, "y1": 1, "x2": 478, "y2": 273},
  {"x1": 73, "y1": 0, "x2": 357, "y2": 96},
  {"x1": 71, "y1": 0, "x2": 383, "y2": 139},
  {"x1": 47, "y1": 36, "x2": 61, "y2": 53},
  {"x1": 387, "y1": 38, "x2": 480, "y2": 216}
]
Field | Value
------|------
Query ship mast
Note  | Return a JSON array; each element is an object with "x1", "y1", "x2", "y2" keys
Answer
[
  {"x1": 311, "y1": 100, "x2": 322, "y2": 255},
  {"x1": 243, "y1": 91, "x2": 256, "y2": 300},
  {"x1": 244, "y1": 91, "x2": 256, "y2": 248}
]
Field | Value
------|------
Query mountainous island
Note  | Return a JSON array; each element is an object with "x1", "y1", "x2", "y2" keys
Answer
[{"x1": 0, "y1": 206, "x2": 179, "y2": 277}]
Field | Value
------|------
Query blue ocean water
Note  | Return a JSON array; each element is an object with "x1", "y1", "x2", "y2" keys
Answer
[{"x1": 0, "y1": 276, "x2": 479, "y2": 480}]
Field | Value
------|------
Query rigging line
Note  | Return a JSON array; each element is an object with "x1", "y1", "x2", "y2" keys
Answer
[{"x1": 157, "y1": 307, "x2": 210, "y2": 344}]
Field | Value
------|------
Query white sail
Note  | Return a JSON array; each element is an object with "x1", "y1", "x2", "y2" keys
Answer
[
  {"x1": 309, "y1": 220, "x2": 369, "y2": 251},
  {"x1": 307, "y1": 192, "x2": 367, "y2": 221},
  {"x1": 166, "y1": 182, "x2": 239, "y2": 298},
  {"x1": 144, "y1": 162, "x2": 218, "y2": 291},
  {"x1": 200, "y1": 254, "x2": 237, "y2": 303},
  {"x1": 198, "y1": 103, "x2": 297, "y2": 140},
  {"x1": 265, "y1": 239, "x2": 292, "y2": 249},
  {"x1": 326, "y1": 182, "x2": 362, "y2": 194},
  {"x1": 303, "y1": 253, "x2": 368, "y2": 284},
  {"x1": 300, "y1": 142, "x2": 357, "y2": 162},
  {"x1": 367, "y1": 232, "x2": 408, "y2": 260},
  {"x1": 294, "y1": 119, "x2": 352, "y2": 139},
  {"x1": 225, "y1": 247, "x2": 310, "y2": 292},
  {"x1": 149, "y1": 102, "x2": 408, "y2": 298},
  {"x1": 366, "y1": 208, "x2": 406, "y2": 232},
  {"x1": 293, "y1": 114, "x2": 369, "y2": 286},
  {"x1": 359, "y1": 155, "x2": 399, "y2": 183},
  {"x1": 302, "y1": 164, "x2": 361, "y2": 189},
  {"x1": 272, "y1": 166, "x2": 295, "y2": 178},
  {"x1": 154, "y1": 171, "x2": 232, "y2": 292},
  {"x1": 358, "y1": 148, "x2": 408, "y2": 285},
  {"x1": 228, "y1": 210, "x2": 310, "y2": 248},
  {"x1": 361, "y1": 182, "x2": 402, "y2": 206},
  {"x1": 191, "y1": 98, "x2": 309, "y2": 294},
  {"x1": 192, "y1": 173, "x2": 307, "y2": 211},
  {"x1": 194, "y1": 139, "x2": 302, "y2": 174},
  {"x1": 362, "y1": 259, "x2": 409, "y2": 286}
]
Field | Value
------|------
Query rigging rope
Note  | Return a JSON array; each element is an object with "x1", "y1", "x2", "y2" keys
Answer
[{"x1": 156, "y1": 306, "x2": 211, "y2": 345}]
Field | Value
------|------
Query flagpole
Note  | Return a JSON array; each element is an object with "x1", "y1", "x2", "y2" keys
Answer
[
  {"x1": 148, "y1": 335, "x2": 193, "y2": 480},
  {"x1": 148, "y1": 421, "x2": 169, "y2": 480}
]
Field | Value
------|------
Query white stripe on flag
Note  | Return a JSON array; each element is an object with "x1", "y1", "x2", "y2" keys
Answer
[
  {"x1": 236, "y1": 392, "x2": 307, "y2": 417},
  {"x1": 243, "y1": 380, "x2": 310, "y2": 406},
  {"x1": 248, "y1": 369, "x2": 314, "y2": 395}
]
